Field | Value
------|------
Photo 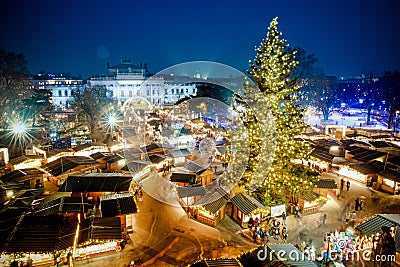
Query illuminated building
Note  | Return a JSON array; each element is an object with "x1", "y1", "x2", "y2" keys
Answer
[
  {"x1": 88, "y1": 59, "x2": 197, "y2": 106},
  {"x1": 31, "y1": 72, "x2": 84, "y2": 109}
]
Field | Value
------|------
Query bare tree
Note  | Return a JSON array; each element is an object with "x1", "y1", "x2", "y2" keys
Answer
[{"x1": 0, "y1": 48, "x2": 31, "y2": 128}]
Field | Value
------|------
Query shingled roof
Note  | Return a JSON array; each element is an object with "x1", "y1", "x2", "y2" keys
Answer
[
  {"x1": 100, "y1": 192, "x2": 137, "y2": 217},
  {"x1": 0, "y1": 215, "x2": 77, "y2": 253},
  {"x1": 230, "y1": 193, "x2": 268, "y2": 216},
  {"x1": 194, "y1": 187, "x2": 230, "y2": 214},
  {"x1": 0, "y1": 168, "x2": 44, "y2": 183},
  {"x1": 345, "y1": 146, "x2": 386, "y2": 162},
  {"x1": 379, "y1": 169, "x2": 400, "y2": 182},
  {"x1": 44, "y1": 156, "x2": 100, "y2": 176},
  {"x1": 104, "y1": 154, "x2": 124, "y2": 164},
  {"x1": 269, "y1": 244, "x2": 318, "y2": 267},
  {"x1": 90, "y1": 217, "x2": 123, "y2": 240},
  {"x1": 121, "y1": 160, "x2": 149, "y2": 172},
  {"x1": 190, "y1": 258, "x2": 242, "y2": 267},
  {"x1": 315, "y1": 179, "x2": 338, "y2": 189},
  {"x1": 34, "y1": 196, "x2": 93, "y2": 216},
  {"x1": 58, "y1": 173, "x2": 132, "y2": 192},
  {"x1": 355, "y1": 214, "x2": 400, "y2": 252},
  {"x1": 8, "y1": 155, "x2": 42, "y2": 165},
  {"x1": 309, "y1": 148, "x2": 334, "y2": 162},
  {"x1": 177, "y1": 186, "x2": 206, "y2": 198},
  {"x1": 183, "y1": 161, "x2": 206, "y2": 173},
  {"x1": 170, "y1": 172, "x2": 197, "y2": 184},
  {"x1": 238, "y1": 245, "x2": 286, "y2": 267}
]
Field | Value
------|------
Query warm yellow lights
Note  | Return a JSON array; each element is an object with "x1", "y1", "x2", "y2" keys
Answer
[{"x1": 246, "y1": 17, "x2": 317, "y2": 205}]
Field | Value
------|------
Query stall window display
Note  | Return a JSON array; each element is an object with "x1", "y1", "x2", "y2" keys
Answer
[{"x1": 320, "y1": 230, "x2": 373, "y2": 265}]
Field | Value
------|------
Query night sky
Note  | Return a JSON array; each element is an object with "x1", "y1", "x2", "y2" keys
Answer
[{"x1": 1, "y1": 0, "x2": 399, "y2": 79}]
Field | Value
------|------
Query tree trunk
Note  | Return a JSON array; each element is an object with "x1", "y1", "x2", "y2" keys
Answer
[
  {"x1": 367, "y1": 106, "x2": 372, "y2": 125},
  {"x1": 322, "y1": 107, "x2": 329, "y2": 122},
  {"x1": 388, "y1": 108, "x2": 394, "y2": 129}
]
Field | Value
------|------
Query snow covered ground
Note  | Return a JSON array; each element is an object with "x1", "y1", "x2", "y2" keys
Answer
[{"x1": 307, "y1": 113, "x2": 389, "y2": 130}]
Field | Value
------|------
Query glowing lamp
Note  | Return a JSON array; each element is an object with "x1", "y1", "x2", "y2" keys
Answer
[{"x1": 13, "y1": 123, "x2": 26, "y2": 134}]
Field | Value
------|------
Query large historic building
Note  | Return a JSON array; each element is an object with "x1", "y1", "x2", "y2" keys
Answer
[
  {"x1": 31, "y1": 72, "x2": 84, "y2": 110},
  {"x1": 32, "y1": 59, "x2": 199, "y2": 110},
  {"x1": 88, "y1": 59, "x2": 197, "y2": 107}
]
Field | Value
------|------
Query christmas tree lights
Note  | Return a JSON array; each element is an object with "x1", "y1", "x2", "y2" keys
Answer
[{"x1": 248, "y1": 17, "x2": 317, "y2": 205}]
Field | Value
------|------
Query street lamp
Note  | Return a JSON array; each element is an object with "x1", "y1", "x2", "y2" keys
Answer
[
  {"x1": 9, "y1": 122, "x2": 30, "y2": 154},
  {"x1": 12, "y1": 123, "x2": 26, "y2": 135},
  {"x1": 108, "y1": 115, "x2": 117, "y2": 128}
]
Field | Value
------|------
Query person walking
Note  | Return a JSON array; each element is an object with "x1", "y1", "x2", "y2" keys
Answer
[
  {"x1": 253, "y1": 217, "x2": 259, "y2": 228},
  {"x1": 340, "y1": 178, "x2": 344, "y2": 192},
  {"x1": 282, "y1": 211, "x2": 287, "y2": 226},
  {"x1": 322, "y1": 213, "x2": 327, "y2": 225},
  {"x1": 282, "y1": 227, "x2": 288, "y2": 242},
  {"x1": 346, "y1": 180, "x2": 350, "y2": 191},
  {"x1": 248, "y1": 217, "x2": 254, "y2": 230}
]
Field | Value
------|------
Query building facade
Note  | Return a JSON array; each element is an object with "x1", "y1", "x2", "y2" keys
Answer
[
  {"x1": 88, "y1": 59, "x2": 197, "y2": 107},
  {"x1": 31, "y1": 72, "x2": 84, "y2": 110}
]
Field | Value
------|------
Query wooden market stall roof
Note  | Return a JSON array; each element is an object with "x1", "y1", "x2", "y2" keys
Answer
[
  {"x1": 355, "y1": 214, "x2": 400, "y2": 252},
  {"x1": 190, "y1": 258, "x2": 243, "y2": 267},
  {"x1": 315, "y1": 179, "x2": 338, "y2": 189},
  {"x1": 1, "y1": 215, "x2": 77, "y2": 253},
  {"x1": 8, "y1": 155, "x2": 43, "y2": 166},
  {"x1": 269, "y1": 244, "x2": 318, "y2": 267},
  {"x1": 58, "y1": 173, "x2": 132, "y2": 192},
  {"x1": 34, "y1": 196, "x2": 93, "y2": 216},
  {"x1": 0, "y1": 168, "x2": 44, "y2": 183},
  {"x1": 140, "y1": 143, "x2": 173, "y2": 153},
  {"x1": 238, "y1": 245, "x2": 284, "y2": 267},
  {"x1": 121, "y1": 160, "x2": 149, "y2": 172},
  {"x1": 167, "y1": 148, "x2": 192, "y2": 158},
  {"x1": 88, "y1": 217, "x2": 122, "y2": 240},
  {"x1": 43, "y1": 156, "x2": 100, "y2": 176},
  {"x1": 170, "y1": 173, "x2": 197, "y2": 184},
  {"x1": 230, "y1": 193, "x2": 268, "y2": 216},
  {"x1": 379, "y1": 169, "x2": 400, "y2": 182},
  {"x1": 100, "y1": 192, "x2": 137, "y2": 217},
  {"x1": 309, "y1": 148, "x2": 334, "y2": 162},
  {"x1": 177, "y1": 186, "x2": 206, "y2": 198},
  {"x1": 104, "y1": 153, "x2": 124, "y2": 164},
  {"x1": 193, "y1": 187, "x2": 230, "y2": 214},
  {"x1": 345, "y1": 146, "x2": 386, "y2": 162}
]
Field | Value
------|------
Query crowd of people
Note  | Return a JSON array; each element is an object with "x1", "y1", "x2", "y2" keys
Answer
[{"x1": 248, "y1": 212, "x2": 289, "y2": 244}]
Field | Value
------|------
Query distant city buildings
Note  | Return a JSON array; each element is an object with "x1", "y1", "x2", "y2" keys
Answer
[
  {"x1": 31, "y1": 72, "x2": 84, "y2": 109},
  {"x1": 88, "y1": 58, "x2": 197, "y2": 107},
  {"x1": 32, "y1": 59, "x2": 198, "y2": 110}
]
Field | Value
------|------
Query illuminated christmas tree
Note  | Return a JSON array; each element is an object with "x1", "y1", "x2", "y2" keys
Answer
[{"x1": 248, "y1": 17, "x2": 317, "y2": 205}]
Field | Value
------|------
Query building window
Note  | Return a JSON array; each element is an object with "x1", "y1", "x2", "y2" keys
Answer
[
  {"x1": 58, "y1": 90, "x2": 62, "y2": 97},
  {"x1": 147, "y1": 89, "x2": 150, "y2": 96},
  {"x1": 121, "y1": 90, "x2": 125, "y2": 97},
  {"x1": 64, "y1": 90, "x2": 68, "y2": 97},
  {"x1": 129, "y1": 91, "x2": 133, "y2": 97},
  {"x1": 165, "y1": 89, "x2": 168, "y2": 94},
  {"x1": 172, "y1": 89, "x2": 174, "y2": 94}
]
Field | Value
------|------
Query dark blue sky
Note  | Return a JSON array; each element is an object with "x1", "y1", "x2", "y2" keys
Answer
[{"x1": 1, "y1": 0, "x2": 399, "y2": 79}]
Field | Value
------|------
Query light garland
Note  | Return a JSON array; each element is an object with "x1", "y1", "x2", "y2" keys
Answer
[{"x1": 247, "y1": 17, "x2": 317, "y2": 205}]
